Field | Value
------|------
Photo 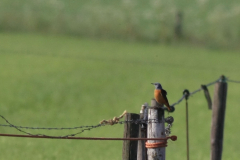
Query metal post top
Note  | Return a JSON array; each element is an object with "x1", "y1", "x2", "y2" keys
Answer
[{"x1": 219, "y1": 75, "x2": 226, "y2": 83}]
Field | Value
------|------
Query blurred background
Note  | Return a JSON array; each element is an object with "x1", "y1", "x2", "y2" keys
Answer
[
  {"x1": 1, "y1": 0, "x2": 240, "y2": 47},
  {"x1": 0, "y1": 0, "x2": 239, "y2": 160}
]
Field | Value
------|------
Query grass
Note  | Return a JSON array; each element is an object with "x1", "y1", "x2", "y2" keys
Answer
[
  {"x1": 0, "y1": 32, "x2": 240, "y2": 160},
  {"x1": 0, "y1": 0, "x2": 240, "y2": 47}
]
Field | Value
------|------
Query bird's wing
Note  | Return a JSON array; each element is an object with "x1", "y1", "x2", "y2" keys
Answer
[
  {"x1": 161, "y1": 89, "x2": 169, "y2": 104},
  {"x1": 161, "y1": 89, "x2": 167, "y2": 96}
]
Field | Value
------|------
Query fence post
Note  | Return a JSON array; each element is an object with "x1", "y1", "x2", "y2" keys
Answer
[
  {"x1": 211, "y1": 75, "x2": 227, "y2": 160},
  {"x1": 137, "y1": 104, "x2": 148, "y2": 160},
  {"x1": 147, "y1": 99, "x2": 165, "y2": 160},
  {"x1": 122, "y1": 113, "x2": 140, "y2": 160}
]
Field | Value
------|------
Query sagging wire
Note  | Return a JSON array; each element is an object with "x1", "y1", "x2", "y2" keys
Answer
[
  {"x1": 170, "y1": 78, "x2": 220, "y2": 109},
  {"x1": 0, "y1": 113, "x2": 159, "y2": 138},
  {"x1": 0, "y1": 114, "x2": 105, "y2": 137}
]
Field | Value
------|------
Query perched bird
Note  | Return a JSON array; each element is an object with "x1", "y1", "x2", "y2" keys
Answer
[{"x1": 151, "y1": 83, "x2": 171, "y2": 111}]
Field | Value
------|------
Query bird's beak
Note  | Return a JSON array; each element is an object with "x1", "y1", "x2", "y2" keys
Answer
[{"x1": 151, "y1": 83, "x2": 155, "y2": 85}]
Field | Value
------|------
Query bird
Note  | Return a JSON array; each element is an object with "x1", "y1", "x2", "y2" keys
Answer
[{"x1": 151, "y1": 83, "x2": 171, "y2": 111}]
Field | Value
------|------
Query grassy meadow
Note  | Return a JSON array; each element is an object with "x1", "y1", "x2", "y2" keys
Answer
[
  {"x1": 0, "y1": 32, "x2": 240, "y2": 159},
  {"x1": 1, "y1": 0, "x2": 240, "y2": 47}
]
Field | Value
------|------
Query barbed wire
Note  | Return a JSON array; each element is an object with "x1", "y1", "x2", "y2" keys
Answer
[
  {"x1": 0, "y1": 114, "x2": 108, "y2": 137},
  {"x1": 0, "y1": 123, "x2": 98, "y2": 130},
  {"x1": 170, "y1": 77, "x2": 240, "y2": 108},
  {"x1": 0, "y1": 115, "x2": 37, "y2": 136},
  {"x1": 0, "y1": 118, "x2": 160, "y2": 130},
  {"x1": 170, "y1": 78, "x2": 220, "y2": 107},
  {"x1": 0, "y1": 113, "x2": 159, "y2": 137}
]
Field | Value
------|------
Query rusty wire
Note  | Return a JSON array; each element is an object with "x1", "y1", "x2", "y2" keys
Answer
[{"x1": 0, "y1": 133, "x2": 177, "y2": 141}]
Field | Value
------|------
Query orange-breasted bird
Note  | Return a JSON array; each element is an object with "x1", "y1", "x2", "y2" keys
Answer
[{"x1": 151, "y1": 83, "x2": 171, "y2": 111}]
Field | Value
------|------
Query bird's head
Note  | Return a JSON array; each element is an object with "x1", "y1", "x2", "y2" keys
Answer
[{"x1": 151, "y1": 83, "x2": 162, "y2": 89}]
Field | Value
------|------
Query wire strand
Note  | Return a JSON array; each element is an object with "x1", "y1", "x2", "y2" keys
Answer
[
  {"x1": 171, "y1": 78, "x2": 220, "y2": 107},
  {"x1": 227, "y1": 79, "x2": 240, "y2": 83},
  {"x1": 0, "y1": 114, "x2": 158, "y2": 137},
  {"x1": 0, "y1": 133, "x2": 177, "y2": 141}
]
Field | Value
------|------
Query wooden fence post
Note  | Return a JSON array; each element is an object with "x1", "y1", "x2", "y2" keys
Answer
[
  {"x1": 122, "y1": 113, "x2": 140, "y2": 160},
  {"x1": 147, "y1": 99, "x2": 165, "y2": 160},
  {"x1": 137, "y1": 104, "x2": 148, "y2": 160},
  {"x1": 211, "y1": 76, "x2": 227, "y2": 160}
]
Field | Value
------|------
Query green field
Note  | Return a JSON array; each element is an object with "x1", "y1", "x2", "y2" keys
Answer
[
  {"x1": 1, "y1": 0, "x2": 240, "y2": 47},
  {"x1": 0, "y1": 32, "x2": 240, "y2": 160}
]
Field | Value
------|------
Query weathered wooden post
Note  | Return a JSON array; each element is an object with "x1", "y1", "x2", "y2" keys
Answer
[
  {"x1": 122, "y1": 113, "x2": 140, "y2": 160},
  {"x1": 137, "y1": 104, "x2": 148, "y2": 160},
  {"x1": 147, "y1": 99, "x2": 165, "y2": 160},
  {"x1": 211, "y1": 75, "x2": 227, "y2": 160}
]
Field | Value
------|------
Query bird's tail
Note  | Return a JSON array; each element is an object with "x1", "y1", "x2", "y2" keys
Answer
[{"x1": 166, "y1": 105, "x2": 171, "y2": 112}]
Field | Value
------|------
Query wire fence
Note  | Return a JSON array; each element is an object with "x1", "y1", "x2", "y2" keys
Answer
[
  {"x1": 170, "y1": 77, "x2": 239, "y2": 107},
  {"x1": 0, "y1": 114, "x2": 159, "y2": 138},
  {"x1": 0, "y1": 77, "x2": 239, "y2": 139},
  {"x1": 171, "y1": 78, "x2": 219, "y2": 107}
]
